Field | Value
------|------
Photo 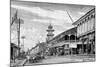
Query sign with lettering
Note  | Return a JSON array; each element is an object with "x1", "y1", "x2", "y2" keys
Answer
[{"x1": 69, "y1": 43, "x2": 77, "y2": 48}]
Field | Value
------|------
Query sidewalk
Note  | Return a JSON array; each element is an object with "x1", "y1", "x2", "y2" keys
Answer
[{"x1": 10, "y1": 59, "x2": 27, "y2": 67}]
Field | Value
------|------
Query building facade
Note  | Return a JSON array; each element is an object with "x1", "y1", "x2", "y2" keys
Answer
[
  {"x1": 46, "y1": 24, "x2": 54, "y2": 43},
  {"x1": 73, "y1": 8, "x2": 95, "y2": 54},
  {"x1": 11, "y1": 43, "x2": 20, "y2": 62},
  {"x1": 29, "y1": 42, "x2": 47, "y2": 57},
  {"x1": 46, "y1": 27, "x2": 82, "y2": 56}
]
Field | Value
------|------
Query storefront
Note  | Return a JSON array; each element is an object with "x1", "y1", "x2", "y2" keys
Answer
[
  {"x1": 72, "y1": 8, "x2": 95, "y2": 55},
  {"x1": 78, "y1": 32, "x2": 95, "y2": 55},
  {"x1": 11, "y1": 43, "x2": 20, "y2": 62}
]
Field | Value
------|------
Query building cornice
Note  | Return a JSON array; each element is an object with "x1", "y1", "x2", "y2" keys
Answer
[{"x1": 72, "y1": 8, "x2": 95, "y2": 25}]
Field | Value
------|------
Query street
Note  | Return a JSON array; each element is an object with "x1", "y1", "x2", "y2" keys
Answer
[
  {"x1": 10, "y1": 59, "x2": 27, "y2": 67},
  {"x1": 10, "y1": 1, "x2": 96, "y2": 67},
  {"x1": 24, "y1": 55, "x2": 95, "y2": 65}
]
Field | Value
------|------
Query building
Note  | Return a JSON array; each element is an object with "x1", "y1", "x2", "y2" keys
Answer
[
  {"x1": 72, "y1": 8, "x2": 95, "y2": 54},
  {"x1": 46, "y1": 24, "x2": 54, "y2": 43},
  {"x1": 29, "y1": 42, "x2": 47, "y2": 57},
  {"x1": 10, "y1": 43, "x2": 20, "y2": 62},
  {"x1": 29, "y1": 43, "x2": 40, "y2": 57},
  {"x1": 46, "y1": 27, "x2": 82, "y2": 56}
]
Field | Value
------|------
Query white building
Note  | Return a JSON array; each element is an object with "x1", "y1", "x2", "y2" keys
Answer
[{"x1": 73, "y1": 8, "x2": 95, "y2": 54}]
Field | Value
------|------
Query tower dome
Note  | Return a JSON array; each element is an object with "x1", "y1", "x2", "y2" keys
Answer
[
  {"x1": 46, "y1": 23, "x2": 54, "y2": 42},
  {"x1": 48, "y1": 24, "x2": 53, "y2": 29}
]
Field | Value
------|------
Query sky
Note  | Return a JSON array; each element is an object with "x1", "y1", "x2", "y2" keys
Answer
[{"x1": 10, "y1": 0, "x2": 95, "y2": 51}]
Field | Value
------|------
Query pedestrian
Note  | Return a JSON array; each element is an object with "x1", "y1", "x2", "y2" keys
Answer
[{"x1": 26, "y1": 55, "x2": 30, "y2": 63}]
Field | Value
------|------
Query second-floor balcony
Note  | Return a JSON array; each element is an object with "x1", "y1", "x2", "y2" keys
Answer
[{"x1": 51, "y1": 40, "x2": 81, "y2": 45}]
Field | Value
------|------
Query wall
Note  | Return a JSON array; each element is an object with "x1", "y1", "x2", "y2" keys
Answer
[{"x1": 77, "y1": 9, "x2": 95, "y2": 37}]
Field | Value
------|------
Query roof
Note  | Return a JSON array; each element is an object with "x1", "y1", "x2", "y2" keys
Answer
[
  {"x1": 48, "y1": 27, "x2": 77, "y2": 43},
  {"x1": 29, "y1": 44, "x2": 39, "y2": 53},
  {"x1": 48, "y1": 24, "x2": 53, "y2": 29},
  {"x1": 29, "y1": 42, "x2": 46, "y2": 53},
  {"x1": 11, "y1": 43, "x2": 20, "y2": 49},
  {"x1": 72, "y1": 8, "x2": 95, "y2": 25}
]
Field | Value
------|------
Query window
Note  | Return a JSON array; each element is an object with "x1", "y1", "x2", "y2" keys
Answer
[
  {"x1": 70, "y1": 35, "x2": 75, "y2": 40},
  {"x1": 91, "y1": 15, "x2": 94, "y2": 18},
  {"x1": 65, "y1": 35, "x2": 69, "y2": 40}
]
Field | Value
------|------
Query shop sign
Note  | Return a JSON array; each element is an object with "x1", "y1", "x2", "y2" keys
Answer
[{"x1": 69, "y1": 43, "x2": 77, "y2": 48}]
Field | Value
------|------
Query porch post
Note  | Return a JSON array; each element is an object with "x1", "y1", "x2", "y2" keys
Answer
[{"x1": 81, "y1": 38, "x2": 84, "y2": 54}]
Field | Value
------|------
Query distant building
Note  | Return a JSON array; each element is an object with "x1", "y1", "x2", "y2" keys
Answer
[
  {"x1": 46, "y1": 24, "x2": 54, "y2": 43},
  {"x1": 73, "y1": 8, "x2": 95, "y2": 54},
  {"x1": 29, "y1": 42, "x2": 47, "y2": 57},
  {"x1": 10, "y1": 43, "x2": 20, "y2": 61},
  {"x1": 29, "y1": 44, "x2": 40, "y2": 57}
]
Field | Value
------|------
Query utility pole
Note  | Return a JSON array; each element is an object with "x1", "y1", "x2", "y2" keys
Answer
[
  {"x1": 17, "y1": 18, "x2": 21, "y2": 56},
  {"x1": 66, "y1": 10, "x2": 74, "y2": 55},
  {"x1": 11, "y1": 10, "x2": 24, "y2": 63},
  {"x1": 17, "y1": 18, "x2": 24, "y2": 55},
  {"x1": 66, "y1": 10, "x2": 74, "y2": 23}
]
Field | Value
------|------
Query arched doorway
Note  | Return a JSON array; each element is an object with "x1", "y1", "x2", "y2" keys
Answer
[
  {"x1": 65, "y1": 35, "x2": 69, "y2": 40},
  {"x1": 70, "y1": 35, "x2": 75, "y2": 40}
]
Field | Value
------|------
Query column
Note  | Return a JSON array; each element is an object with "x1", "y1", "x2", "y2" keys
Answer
[
  {"x1": 93, "y1": 38, "x2": 95, "y2": 54},
  {"x1": 90, "y1": 34, "x2": 94, "y2": 54},
  {"x1": 90, "y1": 40, "x2": 93, "y2": 54},
  {"x1": 86, "y1": 19, "x2": 88, "y2": 32},
  {"x1": 84, "y1": 22, "x2": 86, "y2": 33},
  {"x1": 79, "y1": 24, "x2": 81, "y2": 36},
  {"x1": 69, "y1": 34, "x2": 72, "y2": 55},
  {"x1": 75, "y1": 34, "x2": 77, "y2": 55},
  {"x1": 13, "y1": 48, "x2": 16, "y2": 63},
  {"x1": 77, "y1": 26, "x2": 79, "y2": 36},
  {"x1": 83, "y1": 22, "x2": 85, "y2": 34},
  {"x1": 86, "y1": 38, "x2": 89, "y2": 54},
  {"x1": 81, "y1": 39, "x2": 84, "y2": 54}
]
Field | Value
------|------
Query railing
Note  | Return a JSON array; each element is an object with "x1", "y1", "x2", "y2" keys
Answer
[{"x1": 53, "y1": 40, "x2": 80, "y2": 44}]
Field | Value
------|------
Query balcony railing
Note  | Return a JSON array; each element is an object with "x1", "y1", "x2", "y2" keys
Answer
[{"x1": 52, "y1": 40, "x2": 80, "y2": 44}]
